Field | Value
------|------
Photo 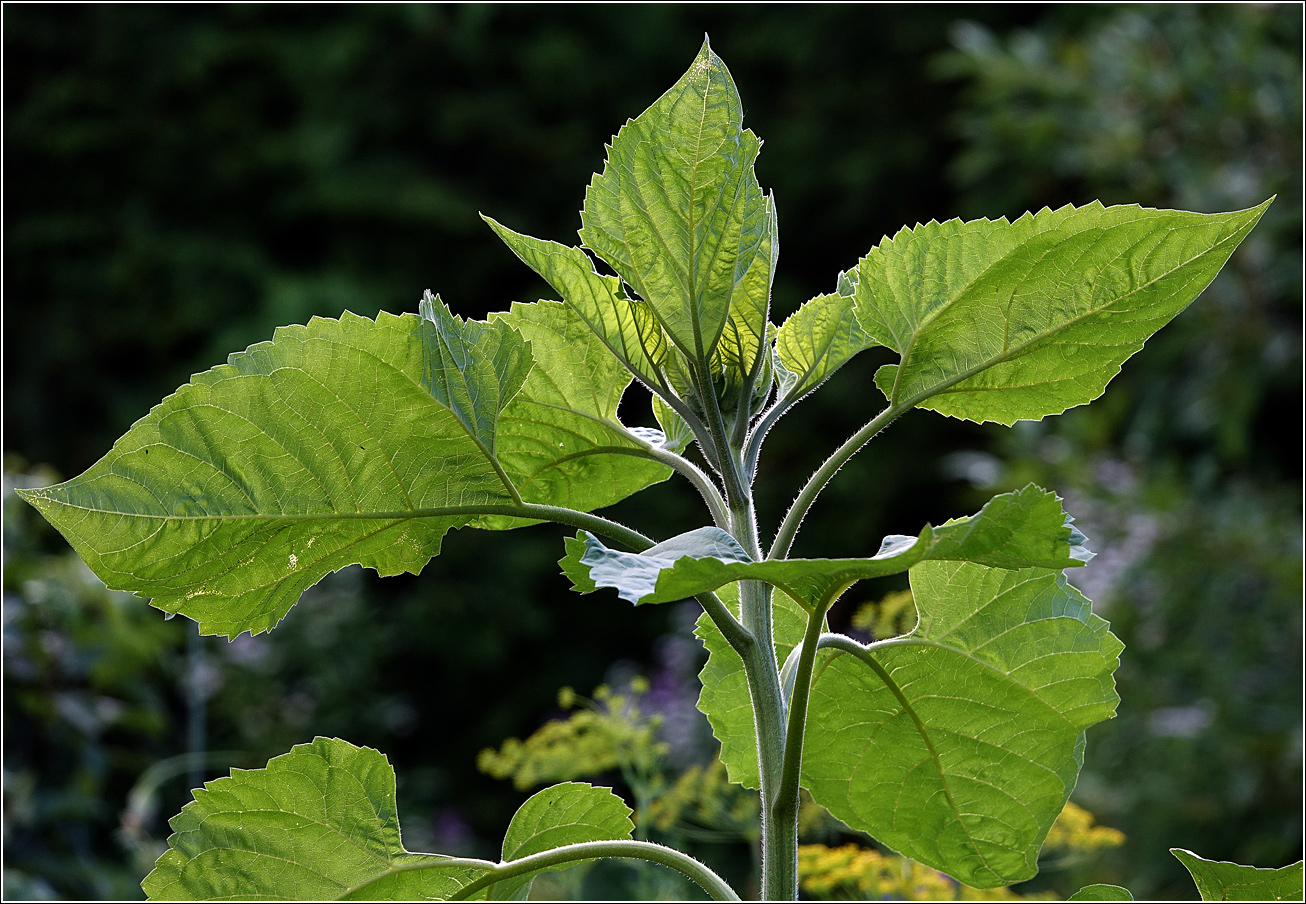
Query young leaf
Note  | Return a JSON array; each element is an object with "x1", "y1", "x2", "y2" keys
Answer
[
  {"x1": 652, "y1": 394, "x2": 695, "y2": 453},
  {"x1": 1069, "y1": 885, "x2": 1134, "y2": 901},
  {"x1": 474, "y1": 300, "x2": 671, "y2": 529},
  {"x1": 419, "y1": 291, "x2": 532, "y2": 456},
  {"x1": 801, "y1": 560, "x2": 1123, "y2": 888},
  {"x1": 563, "y1": 484, "x2": 1089, "y2": 611},
  {"x1": 579, "y1": 38, "x2": 770, "y2": 367},
  {"x1": 482, "y1": 216, "x2": 671, "y2": 394},
  {"x1": 17, "y1": 311, "x2": 522, "y2": 638},
  {"x1": 492, "y1": 782, "x2": 635, "y2": 899},
  {"x1": 142, "y1": 737, "x2": 490, "y2": 901},
  {"x1": 851, "y1": 199, "x2": 1272, "y2": 424},
  {"x1": 711, "y1": 193, "x2": 778, "y2": 406},
  {"x1": 775, "y1": 290, "x2": 876, "y2": 401},
  {"x1": 1171, "y1": 848, "x2": 1304, "y2": 902}
]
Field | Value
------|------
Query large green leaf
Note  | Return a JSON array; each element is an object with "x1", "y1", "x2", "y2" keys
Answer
[
  {"x1": 17, "y1": 311, "x2": 518, "y2": 638},
  {"x1": 801, "y1": 560, "x2": 1123, "y2": 888},
  {"x1": 18, "y1": 303, "x2": 670, "y2": 637},
  {"x1": 774, "y1": 290, "x2": 876, "y2": 401},
  {"x1": 563, "y1": 484, "x2": 1090, "y2": 611},
  {"x1": 492, "y1": 782, "x2": 635, "y2": 900},
  {"x1": 851, "y1": 199, "x2": 1272, "y2": 424},
  {"x1": 1171, "y1": 848, "x2": 1304, "y2": 902},
  {"x1": 481, "y1": 217, "x2": 671, "y2": 395},
  {"x1": 142, "y1": 737, "x2": 489, "y2": 901},
  {"x1": 473, "y1": 300, "x2": 670, "y2": 529},
  {"x1": 579, "y1": 39, "x2": 769, "y2": 366}
]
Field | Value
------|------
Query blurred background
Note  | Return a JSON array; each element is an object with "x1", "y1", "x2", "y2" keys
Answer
[{"x1": 3, "y1": 5, "x2": 1300, "y2": 900}]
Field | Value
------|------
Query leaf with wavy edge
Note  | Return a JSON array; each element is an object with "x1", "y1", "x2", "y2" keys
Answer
[
  {"x1": 473, "y1": 300, "x2": 670, "y2": 530},
  {"x1": 142, "y1": 737, "x2": 489, "y2": 901},
  {"x1": 579, "y1": 38, "x2": 768, "y2": 366},
  {"x1": 1171, "y1": 848, "x2": 1304, "y2": 902},
  {"x1": 851, "y1": 199, "x2": 1272, "y2": 424},
  {"x1": 802, "y1": 559, "x2": 1122, "y2": 888},
  {"x1": 562, "y1": 484, "x2": 1090, "y2": 611},
  {"x1": 18, "y1": 311, "x2": 522, "y2": 638},
  {"x1": 142, "y1": 738, "x2": 635, "y2": 901}
]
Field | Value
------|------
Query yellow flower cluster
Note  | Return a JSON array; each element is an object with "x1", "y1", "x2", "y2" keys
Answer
[
  {"x1": 644, "y1": 757, "x2": 759, "y2": 840},
  {"x1": 1042, "y1": 801, "x2": 1127, "y2": 854},
  {"x1": 797, "y1": 844, "x2": 1054, "y2": 901},
  {"x1": 851, "y1": 588, "x2": 918, "y2": 641},
  {"x1": 476, "y1": 682, "x2": 667, "y2": 791}
]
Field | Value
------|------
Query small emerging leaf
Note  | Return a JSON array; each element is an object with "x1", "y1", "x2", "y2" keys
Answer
[{"x1": 1171, "y1": 848, "x2": 1304, "y2": 902}]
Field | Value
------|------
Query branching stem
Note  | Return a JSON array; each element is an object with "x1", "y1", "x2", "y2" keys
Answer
[{"x1": 769, "y1": 402, "x2": 908, "y2": 560}]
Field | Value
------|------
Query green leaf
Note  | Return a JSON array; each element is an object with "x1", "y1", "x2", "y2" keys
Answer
[
  {"x1": 694, "y1": 585, "x2": 808, "y2": 789},
  {"x1": 1171, "y1": 848, "x2": 1304, "y2": 902},
  {"x1": 851, "y1": 199, "x2": 1272, "y2": 424},
  {"x1": 563, "y1": 484, "x2": 1089, "y2": 610},
  {"x1": 801, "y1": 560, "x2": 1123, "y2": 888},
  {"x1": 474, "y1": 300, "x2": 670, "y2": 529},
  {"x1": 1068, "y1": 885, "x2": 1134, "y2": 901},
  {"x1": 579, "y1": 38, "x2": 769, "y2": 366},
  {"x1": 775, "y1": 290, "x2": 876, "y2": 401},
  {"x1": 492, "y1": 783, "x2": 635, "y2": 899},
  {"x1": 419, "y1": 291, "x2": 532, "y2": 456},
  {"x1": 482, "y1": 216, "x2": 671, "y2": 395},
  {"x1": 17, "y1": 311, "x2": 521, "y2": 638},
  {"x1": 651, "y1": 394, "x2": 695, "y2": 453},
  {"x1": 711, "y1": 193, "x2": 778, "y2": 404},
  {"x1": 142, "y1": 737, "x2": 490, "y2": 901}
]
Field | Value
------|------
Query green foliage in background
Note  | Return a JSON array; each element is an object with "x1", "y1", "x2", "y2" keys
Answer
[{"x1": 936, "y1": 5, "x2": 1302, "y2": 896}]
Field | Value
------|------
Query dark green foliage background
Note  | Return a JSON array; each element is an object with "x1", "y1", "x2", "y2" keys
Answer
[{"x1": 4, "y1": 5, "x2": 1300, "y2": 900}]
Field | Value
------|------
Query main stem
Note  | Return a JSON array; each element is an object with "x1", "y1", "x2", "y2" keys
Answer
[{"x1": 728, "y1": 493, "x2": 798, "y2": 900}]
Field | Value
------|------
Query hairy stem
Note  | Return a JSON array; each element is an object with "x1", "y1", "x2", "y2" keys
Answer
[
  {"x1": 769, "y1": 402, "x2": 907, "y2": 560},
  {"x1": 632, "y1": 442, "x2": 731, "y2": 528},
  {"x1": 450, "y1": 839, "x2": 741, "y2": 901},
  {"x1": 726, "y1": 488, "x2": 796, "y2": 900},
  {"x1": 514, "y1": 503, "x2": 654, "y2": 551},
  {"x1": 775, "y1": 596, "x2": 839, "y2": 816}
]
